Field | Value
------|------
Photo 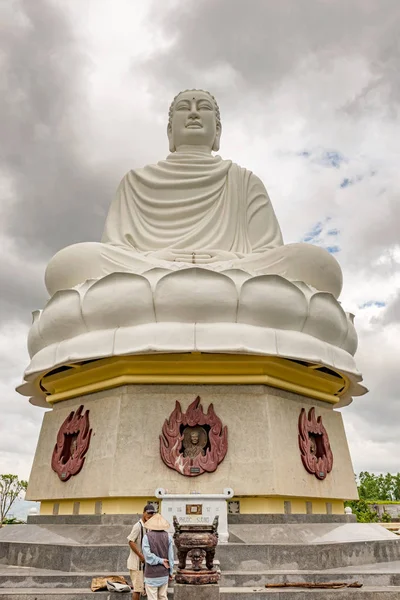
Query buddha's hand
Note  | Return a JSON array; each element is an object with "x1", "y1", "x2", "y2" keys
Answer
[{"x1": 149, "y1": 249, "x2": 237, "y2": 264}]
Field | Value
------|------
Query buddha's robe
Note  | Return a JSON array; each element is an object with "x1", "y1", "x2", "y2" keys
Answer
[
  {"x1": 45, "y1": 152, "x2": 342, "y2": 298},
  {"x1": 102, "y1": 152, "x2": 282, "y2": 256}
]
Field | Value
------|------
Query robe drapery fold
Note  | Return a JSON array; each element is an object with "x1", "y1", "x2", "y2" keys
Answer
[
  {"x1": 102, "y1": 152, "x2": 283, "y2": 255},
  {"x1": 44, "y1": 152, "x2": 343, "y2": 298}
]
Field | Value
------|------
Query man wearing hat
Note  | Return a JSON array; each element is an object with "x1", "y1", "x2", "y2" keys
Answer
[
  {"x1": 127, "y1": 504, "x2": 156, "y2": 599},
  {"x1": 142, "y1": 513, "x2": 174, "y2": 600}
]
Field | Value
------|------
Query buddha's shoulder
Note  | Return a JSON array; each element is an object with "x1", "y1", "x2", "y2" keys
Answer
[{"x1": 228, "y1": 161, "x2": 266, "y2": 186}]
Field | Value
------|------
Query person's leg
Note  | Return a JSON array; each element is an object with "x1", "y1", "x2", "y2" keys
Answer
[
  {"x1": 145, "y1": 584, "x2": 158, "y2": 600},
  {"x1": 158, "y1": 582, "x2": 168, "y2": 600},
  {"x1": 130, "y1": 570, "x2": 144, "y2": 600}
]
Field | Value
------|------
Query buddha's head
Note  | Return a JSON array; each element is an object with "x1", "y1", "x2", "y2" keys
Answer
[
  {"x1": 190, "y1": 431, "x2": 199, "y2": 446},
  {"x1": 167, "y1": 89, "x2": 221, "y2": 153}
]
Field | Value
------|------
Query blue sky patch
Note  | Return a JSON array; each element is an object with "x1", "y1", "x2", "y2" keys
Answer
[
  {"x1": 326, "y1": 245, "x2": 340, "y2": 254},
  {"x1": 359, "y1": 300, "x2": 386, "y2": 309},
  {"x1": 298, "y1": 148, "x2": 348, "y2": 169},
  {"x1": 320, "y1": 150, "x2": 347, "y2": 168},
  {"x1": 302, "y1": 221, "x2": 323, "y2": 243},
  {"x1": 302, "y1": 220, "x2": 341, "y2": 253}
]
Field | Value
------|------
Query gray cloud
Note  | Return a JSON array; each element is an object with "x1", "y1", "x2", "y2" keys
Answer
[
  {"x1": 1, "y1": 0, "x2": 400, "y2": 480},
  {"x1": 142, "y1": 0, "x2": 400, "y2": 105},
  {"x1": 381, "y1": 293, "x2": 400, "y2": 325},
  {"x1": 0, "y1": 0, "x2": 114, "y2": 261}
]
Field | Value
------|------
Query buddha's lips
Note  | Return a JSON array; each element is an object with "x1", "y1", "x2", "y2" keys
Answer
[{"x1": 186, "y1": 121, "x2": 202, "y2": 128}]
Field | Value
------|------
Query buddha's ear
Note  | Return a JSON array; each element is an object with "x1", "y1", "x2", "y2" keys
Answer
[
  {"x1": 167, "y1": 124, "x2": 176, "y2": 153},
  {"x1": 212, "y1": 124, "x2": 221, "y2": 152}
]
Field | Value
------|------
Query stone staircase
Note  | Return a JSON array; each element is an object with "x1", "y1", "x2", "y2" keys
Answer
[
  {"x1": 1, "y1": 515, "x2": 400, "y2": 598},
  {"x1": 2, "y1": 565, "x2": 400, "y2": 598}
]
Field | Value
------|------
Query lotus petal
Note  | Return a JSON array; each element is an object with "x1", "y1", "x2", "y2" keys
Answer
[
  {"x1": 291, "y1": 280, "x2": 316, "y2": 299},
  {"x1": 341, "y1": 313, "x2": 358, "y2": 356},
  {"x1": 27, "y1": 310, "x2": 45, "y2": 358},
  {"x1": 141, "y1": 267, "x2": 173, "y2": 290},
  {"x1": 38, "y1": 290, "x2": 86, "y2": 345},
  {"x1": 154, "y1": 268, "x2": 238, "y2": 322},
  {"x1": 82, "y1": 272, "x2": 155, "y2": 329},
  {"x1": 220, "y1": 269, "x2": 252, "y2": 291},
  {"x1": 238, "y1": 275, "x2": 308, "y2": 330},
  {"x1": 303, "y1": 292, "x2": 348, "y2": 347}
]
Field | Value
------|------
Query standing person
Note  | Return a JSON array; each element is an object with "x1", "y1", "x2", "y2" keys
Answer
[
  {"x1": 127, "y1": 504, "x2": 156, "y2": 600},
  {"x1": 142, "y1": 513, "x2": 174, "y2": 600}
]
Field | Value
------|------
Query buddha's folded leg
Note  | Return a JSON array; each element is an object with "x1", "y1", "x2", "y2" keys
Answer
[
  {"x1": 228, "y1": 243, "x2": 343, "y2": 299},
  {"x1": 44, "y1": 242, "x2": 180, "y2": 296}
]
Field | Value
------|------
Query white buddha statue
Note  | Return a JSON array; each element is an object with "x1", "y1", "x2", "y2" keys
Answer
[{"x1": 45, "y1": 89, "x2": 342, "y2": 299}]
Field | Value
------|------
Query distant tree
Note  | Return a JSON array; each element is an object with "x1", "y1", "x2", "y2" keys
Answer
[
  {"x1": 379, "y1": 473, "x2": 395, "y2": 501},
  {"x1": 358, "y1": 471, "x2": 394, "y2": 501},
  {"x1": 0, "y1": 474, "x2": 28, "y2": 527},
  {"x1": 358, "y1": 472, "x2": 381, "y2": 500},
  {"x1": 392, "y1": 474, "x2": 400, "y2": 501},
  {"x1": 346, "y1": 499, "x2": 379, "y2": 523}
]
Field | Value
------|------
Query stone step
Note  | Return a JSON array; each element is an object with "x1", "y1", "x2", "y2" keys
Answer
[
  {"x1": 2, "y1": 586, "x2": 400, "y2": 599},
  {"x1": 3, "y1": 539, "x2": 400, "y2": 572},
  {"x1": 218, "y1": 540, "x2": 400, "y2": 571},
  {"x1": 0, "y1": 572, "x2": 123, "y2": 589},
  {"x1": 0, "y1": 590, "x2": 111, "y2": 599},
  {"x1": 219, "y1": 588, "x2": 400, "y2": 598},
  {"x1": 221, "y1": 571, "x2": 400, "y2": 587},
  {"x1": 2, "y1": 569, "x2": 400, "y2": 589}
]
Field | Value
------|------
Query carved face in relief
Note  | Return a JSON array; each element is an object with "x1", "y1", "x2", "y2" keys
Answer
[
  {"x1": 168, "y1": 90, "x2": 221, "y2": 153},
  {"x1": 160, "y1": 396, "x2": 228, "y2": 477},
  {"x1": 183, "y1": 426, "x2": 207, "y2": 458},
  {"x1": 190, "y1": 432, "x2": 199, "y2": 445}
]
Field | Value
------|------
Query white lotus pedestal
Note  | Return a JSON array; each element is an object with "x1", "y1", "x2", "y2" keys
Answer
[
  {"x1": 26, "y1": 381, "x2": 358, "y2": 515},
  {"x1": 21, "y1": 267, "x2": 363, "y2": 515}
]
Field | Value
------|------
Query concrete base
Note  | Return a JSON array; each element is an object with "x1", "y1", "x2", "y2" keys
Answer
[
  {"x1": 26, "y1": 513, "x2": 357, "y2": 526},
  {"x1": 1, "y1": 520, "x2": 400, "y2": 598},
  {"x1": 27, "y1": 384, "x2": 357, "y2": 505},
  {"x1": 2, "y1": 587, "x2": 400, "y2": 599},
  {"x1": 0, "y1": 520, "x2": 399, "y2": 572},
  {"x1": 174, "y1": 583, "x2": 219, "y2": 599}
]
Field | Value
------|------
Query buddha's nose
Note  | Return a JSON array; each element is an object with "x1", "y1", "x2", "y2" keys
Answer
[{"x1": 189, "y1": 101, "x2": 200, "y2": 118}]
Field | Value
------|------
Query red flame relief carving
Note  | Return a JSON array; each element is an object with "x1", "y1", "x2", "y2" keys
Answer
[
  {"x1": 51, "y1": 405, "x2": 92, "y2": 482},
  {"x1": 298, "y1": 407, "x2": 333, "y2": 481},
  {"x1": 160, "y1": 396, "x2": 228, "y2": 477}
]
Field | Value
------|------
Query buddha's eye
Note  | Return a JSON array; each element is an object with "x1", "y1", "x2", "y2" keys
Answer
[
  {"x1": 175, "y1": 103, "x2": 190, "y2": 111},
  {"x1": 198, "y1": 103, "x2": 213, "y2": 111}
]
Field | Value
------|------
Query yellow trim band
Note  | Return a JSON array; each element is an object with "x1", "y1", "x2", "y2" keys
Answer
[
  {"x1": 39, "y1": 353, "x2": 349, "y2": 405},
  {"x1": 39, "y1": 496, "x2": 345, "y2": 516}
]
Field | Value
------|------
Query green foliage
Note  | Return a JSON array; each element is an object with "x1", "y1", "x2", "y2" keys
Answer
[
  {"x1": 2, "y1": 517, "x2": 25, "y2": 525},
  {"x1": 0, "y1": 474, "x2": 28, "y2": 527},
  {"x1": 381, "y1": 511, "x2": 392, "y2": 523},
  {"x1": 357, "y1": 472, "x2": 400, "y2": 502},
  {"x1": 345, "y1": 499, "x2": 379, "y2": 523},
  {"x1": 347, "y1": 472, "x2": 400, "y2": 523}
]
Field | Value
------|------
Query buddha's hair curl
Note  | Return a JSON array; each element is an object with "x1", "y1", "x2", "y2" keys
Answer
[{"x1": 168, "y1": 89, "x2": 221, "y2": 130}]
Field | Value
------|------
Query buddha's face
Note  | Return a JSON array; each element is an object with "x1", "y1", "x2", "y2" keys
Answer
[
  {"x1": 190, "y1": 432, "x2": 199, "y2": 446},
  {"x1": 168, "y1": 90, "x2": 221, "y2": 152}
]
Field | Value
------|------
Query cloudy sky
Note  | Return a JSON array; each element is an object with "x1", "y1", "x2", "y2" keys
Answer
[{"x1": 1, "y1": 0, "x2": 400, "y2": 485}]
